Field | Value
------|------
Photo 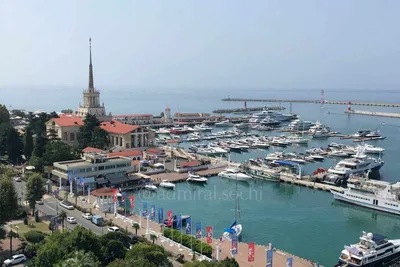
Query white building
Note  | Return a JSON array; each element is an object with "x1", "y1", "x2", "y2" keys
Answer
[{"x1": 112, "y1": 114, "x2": 154, "y2": 125}]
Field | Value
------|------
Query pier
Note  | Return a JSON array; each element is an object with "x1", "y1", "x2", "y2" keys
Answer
[
  {"x1": 213, "y1": 106, "x2": 284, "y2": 114},
  {"x1": 222, "y1": 97, "x2": 400, "y2": 107},
  {"x1": 345, "y1": 109, "x2": 400, "y2": 118}
]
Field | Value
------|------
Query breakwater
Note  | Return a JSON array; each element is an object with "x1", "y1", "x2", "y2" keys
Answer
[
  {"x1": 213, "y1": 106, "x2": 285, "y2": 114},
  {"x1": 222, "y1": 98, "x2": 400, "y2": 107},
  {"x1": 345, "y1": 109, "x2": 400, "y2": 118}
]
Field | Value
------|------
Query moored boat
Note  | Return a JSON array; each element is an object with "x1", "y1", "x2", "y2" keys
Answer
[{"x1": 159, "y1": 180, "x2": 175, "y2": 189}]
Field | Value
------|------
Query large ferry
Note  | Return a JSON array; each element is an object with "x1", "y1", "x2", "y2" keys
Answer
[
  {"x1": 335, "y1": 231, "x2": 400, "y2": 266},
  {"x1": 330, "y1": 172, "x2": 400, "y2": 215}
]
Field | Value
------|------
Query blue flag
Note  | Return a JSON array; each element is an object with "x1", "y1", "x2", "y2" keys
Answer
[
  {"x1": 185, "y1": 217, "x2": 192, "y2": 234},
  {"x1": 68, "y1": 171, "x2": 72, "y2": 182},
  {"x1": 176, "y1": 215, "x2": 181, "y2": 229},
  {"x1": 266, "y1": 248, "x2": 273, "y2": 267},
  {"x1": 143, "y1": 202, "x2": 147, "y2": 216},
  {"x1": 151, "y1": 205, "x2": 155, "y2": 220},
  {"x1": 195, "y1": 222, "x2": 202, "y2": 239},
  {"x1": 79, "y1": 177, "x2": 85, "y2": 187},
  {"x1": 286, "y1": 257, "x2": 293, "y2": 267},
  {"x1": 158, "y1": 208, "x2": 163, "y2": 223},
  {"x1": 232, "y1": 233, "x2": 238, "y2": 255}
]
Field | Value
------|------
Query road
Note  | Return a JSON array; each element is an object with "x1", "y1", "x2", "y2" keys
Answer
[{"x1": 13, "y1": 180, "x2": 108, "y2": 235}]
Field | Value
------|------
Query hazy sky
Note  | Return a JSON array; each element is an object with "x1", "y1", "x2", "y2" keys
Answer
[{"x1": 1, "y1": 0, "x2": 400, "y2": 90}]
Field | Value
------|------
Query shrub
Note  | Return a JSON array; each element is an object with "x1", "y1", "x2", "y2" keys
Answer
[
  {"x1": 24, "y1": 230, "x2": 45, "y2": 243},
  {"x1": 24, "y1": 217, "x2": 28, "y2": 225},
  {"x1": 13, "y1": 206, "x2": 28, "y2": 220},
  {"x1": 163, "y1": 228, "x2": 212, "y2": 257}
]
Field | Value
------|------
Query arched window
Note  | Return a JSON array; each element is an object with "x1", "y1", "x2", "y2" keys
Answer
[
  {"x1": 63, "y1": 132, "x2": 68, "y2": 141},
  {"x1": 70, "y1": 132, "x2": 75, "y2": 141}
]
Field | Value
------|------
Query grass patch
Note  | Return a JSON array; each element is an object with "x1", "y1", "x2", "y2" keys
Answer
[{"x1": 13, "y1": 221, "x2": 51, "y2": 235}]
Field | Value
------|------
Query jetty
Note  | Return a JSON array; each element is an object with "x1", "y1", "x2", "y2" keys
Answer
[
  {"x1": 213, "y1": 106, "x2": 284, "y2": 114},
  {"x1": 222, "y1": 98, "x2": 400, "y2": 107},
  {"x1": 345, "y1": 109, "x2": 400, "y2": 118}
]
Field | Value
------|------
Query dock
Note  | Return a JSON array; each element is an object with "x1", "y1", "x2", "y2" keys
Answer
[
  {"x1": 213, "y1": 106, "x2": 284, "y2": 114},
  {"x1": 345, "y1": 109, "x2": 400, "y2": 118},
  {"x1": 279, "y1": 174, "x2": 343, "y2": 192},
  {"x1": 222, "y1": 98, "x2": 400, "y2": 107},
  {"x1": 149, "y1": 167, "x2": 226, "y2": 185}
]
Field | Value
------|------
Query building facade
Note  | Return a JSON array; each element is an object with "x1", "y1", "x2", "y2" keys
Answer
[
  {"x1": 76, "y1": 38, "x2": 112, "y2": 122},
  {"x1": 112, "y1": 114, "x2": 154, "y2": 125},
  {"x1": 45, "y1": 115, "x2": 83, "y2": 147},
  {"x1": 174, "y1": 112, "x2": 211, "y2": 122}
]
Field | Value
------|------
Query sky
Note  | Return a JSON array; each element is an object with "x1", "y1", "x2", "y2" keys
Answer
[{"x1": 1, "y1": 0, "x2": 400, "y2": 91}]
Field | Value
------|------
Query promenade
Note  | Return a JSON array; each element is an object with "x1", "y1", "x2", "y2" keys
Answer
[{"x1": 52, "y1": 187, "x2": 319, "y2": 267}]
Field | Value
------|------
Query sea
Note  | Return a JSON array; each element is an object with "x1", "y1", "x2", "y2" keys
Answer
[{"x1": 5, "y1": 87, "x2": 400, "y2": 265}]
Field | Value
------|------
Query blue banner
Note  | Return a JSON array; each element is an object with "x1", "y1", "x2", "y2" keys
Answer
[
  {"x1": 195, "y1": 222, "x2": 202, "y2": 239},
  {"x1": 79, "y1": 177, "x2": 85, "y2": 187},
  {"x1": 176, "y1": 215, "x2": 181, "y2": 229},
  {"x1": 185, "y1": 217, "x2": 192, "y2": 234},
  {"x1": 151, "y1": 205, "x2": 155, "y2": 220},
  {"x1": 68, "y1": 171, "x2": 72, "y2": 182},
  {"x1": 143, "y1": 202, "x2": 147, "y2": 216},
  {"x1": 286, "y1": 257, "x2": 293, "y2": 267},
  {"x1": 158, "y1": 208, "x2": 163, "y2": 223},
  {"x1": 266, "y1": 248, "x2": 273, "y2": 267},
  {"x1": 232, "y1": 234, "x2": 238, "y2": 255}
]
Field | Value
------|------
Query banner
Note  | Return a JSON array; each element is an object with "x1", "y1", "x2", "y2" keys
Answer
[
  {"x1": 151, "y1": 205, "x2": 155, "y2": 220},
  {"x1": 195, "y1": 222, "x2": 202, "y2": 239},
  {"x1": 112, "y1": 189, "x2": 118, "y2": 203},
  {"x1": 248, "y1": 242, "x2": 255, "y2": 262},
  {"x1": 232, "y1": 233, "x2": 238, "y2": 255},
  {"x1": 158, "y1": 208, "x2": 163, "y2": 223},
  {"x1": 79, "y1": 177, "x2": 85, "y2": 187},
  {"x1": 185, "y1": 217, "x2": 192, "y2": 234},
  {"x1": 286, "y1": 257, "x2": 293, "y2": 267},
  {"x1": 266, "y1": 248, "x2": 273, "y2": 267},
  {"x1": 206, "y1": 226, "x2": 213, "y2": 244},
  {"x1": 176, "y1": 215, "x2": 181, "y2": 229},
  {"x1": 68, "y1": 171, "x2": 72, "y2": 183},
  {"x1": 143, "y1": 202, "x2": 148, "y2": 216},
  {"x1": 167, "y1": 210, "x2": 173, "y2": 227},
  {"x1": 129, "y1": 195, "x2": 134, "y2": 209},
  {"x1": 121, "y1": 192, "x2": 126, "y2": 203}
]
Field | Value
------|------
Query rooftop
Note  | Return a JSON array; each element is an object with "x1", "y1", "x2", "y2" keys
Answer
[
  {"x1": 49, "y1": 115, "x2": 83, "y2": 127},
  {"x1": 113, "y1": 114, "x2": 153, "y2": 118},
  {"x1": 100, "y1": 121, "x2": 140, "y2": 135},
  {"x1": 178, "y1": 161, "x2": 202, "y2": 167},
  {"x1": 82, "y1": 147, "x2": 105, "y2": 153},
  {"x1": 108, "y1": 150, "x2": 142, "y2": 158},
  {"x1": 146, "y1": 148, "x2": 162, "y2": 155}
]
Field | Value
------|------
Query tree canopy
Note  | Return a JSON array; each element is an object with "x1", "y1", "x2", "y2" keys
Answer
[
  {"x1": 42, "y1": 140, "x2": 78, "y2": 166},
  {"x1": 25, "y1": 173, "x2": 46, "y2": 215},
  {"x1": 0, "y1": 104, "x2": 10, "y2": 124},
  {"x1": 0, "y1": 174, "x2": 18, "y2": 227},
  {"x1": 77, "y1": 114, "x2": 109, "y2": 149},
  {"x1": 24, "y1": 127, "x2": 34, "y2": 160}
]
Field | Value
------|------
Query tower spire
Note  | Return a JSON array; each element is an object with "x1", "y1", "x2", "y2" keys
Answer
[{"x1": 88, "y1": 37, "x2": 94, "y2": 90}]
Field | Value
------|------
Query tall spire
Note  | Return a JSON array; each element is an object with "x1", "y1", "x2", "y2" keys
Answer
[{"x1": 88, "y1": 37, "x2": 94, "y2": 90}]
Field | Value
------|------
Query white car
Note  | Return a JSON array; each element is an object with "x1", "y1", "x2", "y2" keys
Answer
[
  {"x1": 108, "y1": 226, "x2": 120, "y2": 232},
  {"x1": 3, "y1": 254, "x2": 26, "y2": 266},
  {"x1": 59, "y1": 201, "x2": 74, "y2": 210},
  {"x1": 82, "y1": 213, "x2": 92, "y2": 220},
  {"x1": 66, "y1": 216, "x2": 77, "y2": 224}
]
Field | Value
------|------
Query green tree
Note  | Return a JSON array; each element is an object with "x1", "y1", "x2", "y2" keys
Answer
[
  {"x1": 108, "y1": 258, "x2": 157, "y2": 267},
  {"x1": 59, "y1": 210, "x2": 67, "y2": 231},
  {"x1": 132, "y1": 223, "x2": 140, "y2": 235},
  {"x1": 6, "y1": 127, "x2": 24, "y2": 164},
  {"x1": 125, "y1": 243, "x2": 172, "y2": 267},
  {"x1": 77, "y1": 114, "x2": 106, "y2": 149},
  {"x1": 8, "y1": 230, "x2": 18, "y2": 257},
  {"x1": 0, "y1": 177, "x2": 18, "y2": 226},
  {"x1": 101, "y1": 239, "x2": 126, "y2": 264},
  {"x1": 150, "y1": 233, "x2": 157, "y2": 244},
  {"x1": 90, "y1": 127, "x2": 109, "y2": 149},
  {"x1": 25, "y1": 173, "x2": 46, "y2": 215},
  {"x1": 29, "y1": 155, "x2": 44, "y2": 173},
  {"x1": 57, "y1": 250, "x2": 101, "y2": 267},
  {"x1": 47, "y1": 128, "x2": 60, "y2": 140},
  {"x1": 42, "y1": 140, "x2": 77, "y2": 166},
  {"x1": 32, "y1": 135, "x2": 47, "y2": 158},
  {"x1": 61, "y1": 109, "x2": 74, "y2": 114},
  {"x1": 0, "y1": 122, "x2": 12, "y2": 156},
  {"x1": 0, "y1": 104, "x2": 10, "y2": 124},
  {"x1": 101, "y1": 232, "x2": 131, "y2": 249},
  {"x1": 24, "y1": 127, "x2": 34, "y2": 160},
  {"x1": 11, "y1": 109, "x2": 26, "y2": 118}
]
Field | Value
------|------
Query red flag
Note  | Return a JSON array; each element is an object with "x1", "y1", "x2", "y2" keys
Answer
[
  {"x1": 112, "y1": 189, "x2": 117, "y2": 203},
  {"x1": 248, "y1": 242, "x2": 255, "y2": 262},
  {"x1": 167, "y1": 210, "x2": 173, "y2": 227},
  {"x1": 206, "y1": 226, "x2": 213, "y2": 244},
  {"x1": 129, "y1": 195, "x2": 134, "y2": 209}
]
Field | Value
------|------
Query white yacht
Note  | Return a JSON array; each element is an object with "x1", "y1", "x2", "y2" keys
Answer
[
  {"x1": 362, "y1": 144, "x2": 385, "y2": 154},
  {"x1": 312, "y1": 128, "x2": 330, "y2": 138},
  {"x1": 328, "y1": 146, "x2": 384, "y2": 176},
  {"x1": 215, "y1": 120, "x2": 233, "y2": 127},
  {"x1": 331, "y1": 172, "x2": 400, "y2": 215},
  {"x1": 309, "y1": 121, "x2": 330, "y2": 134},
  {"x1": 159, "y1": 180, "x2": 175, "y2": 189},
  {"x1": 286, "y1": 135, "x2": 309, "y2": 144},
  {"x1": 155, "y1": 128, "x2": 171, "y2": 134},
  {"x1": 233, "y1": 123, "x2": 250, "y2": 129},
  {"x1": 194, "y1": 124, "x2": 213, "y2": 132},
  {"x1": 187, "y1": 172, "x2": 208, "y2": 183},
  {"x1": 335, "y1": 231, "x2": 400, "y2": 267},
  {"x1": 218, "y1": 168, "x2": 252, "y2": 181},
  {"x1": 144, "y1": 184, "x2": 157, "y2": 191},
  {"x1": 288, "y1": 119, "x2": 315, "y2": 131},
  {"x1": 222, "y1": 221, "x2": 242, "y2": 241}
]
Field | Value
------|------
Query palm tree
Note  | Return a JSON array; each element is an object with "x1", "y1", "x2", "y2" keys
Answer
[
  {"x1": 57, "y1": 250, "x2": 100, "y2": 267},
  {"x1": 8, "y1": 231, "x2": 17, "y2": 257},
  {"x1": 59, "y1": 210, "x2": 67, "y2": 231},
  {"x1": 132, "y1": 223, "x2": 140, "y2": 235},
  {"x1": 150, "y1": 233, "x2": 157, "y2": 244}
]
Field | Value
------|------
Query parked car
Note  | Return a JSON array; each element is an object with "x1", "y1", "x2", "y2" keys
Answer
[
  {"x1": 108, "y1": 226, "x2": 120, "y2": 232},
  {"x1": 36, "y1": 199, "x2": 44, "y2": 205},
  {"x1": 82, "y1": 213, "x2": 92, "y2": 220},
  {"x1": 66, "y1": 217, "x2": 77, "y2": 224},
  {"x1": 59, "y1": 201, "x2": 74, "y2": 210},
  {"x1": 3, "y1": 254, "x2": 26, "y2": 266},
  {"x1": 14, "y1": 177, "x2": 21, "y2": 182}
]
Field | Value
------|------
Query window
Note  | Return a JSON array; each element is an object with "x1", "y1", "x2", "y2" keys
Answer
[
  {"x1": 70, "y1": 132, "x2": 75, "y2": 141},
  {"x1": 63, "y1": 132, "x2": 68, "y2": 141},
  {"x1": 99, "y1": 166, "x2": 104, "y2": 170}
]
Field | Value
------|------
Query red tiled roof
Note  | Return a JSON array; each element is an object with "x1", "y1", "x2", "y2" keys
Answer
[
  {"x1": 131, "y1": 160, "x2": 140, "y2": 166},
  {"x1": 108, "y1": 150, "x2": 142, "y2": 158},
  {"x1": 50, "y1": 116, "x2": 83, "y2": 127},
  {"x1": 178, "y1": 161, "x2": 202, "y2": 167},
  {"x1": 146, "y1": 148, "x2": 161, "y2": 154},
  {"x1": 82, "y1": 147, "x2": 105, "y2": 153},
  {"x1": 100, "y1": 121, "x2": 140, "y2": 135},
  {"x1": 91, "y1": 188, "x2": 115, "y2": 197},
  {"x1": 113, "y1": 114, "x2": 153, "y2": 118}
]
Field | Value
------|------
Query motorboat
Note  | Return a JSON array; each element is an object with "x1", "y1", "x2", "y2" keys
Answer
[
  {"x1": 169, "y1": 127, "x2": 189, "y2": 135},
  {"x1": 218, "y1": 168, "x2": 252, "y2": 181},
  {"x1": 194, "y1": 124, "x2": 213, "y2": 132},
  {"x1": 310, "y1": 154, "x2": 324, "y2": 161},
  {"x1": 159, "y1": 180, "x2": 175, "y2": 189},
  {"x1": 187, "y1": 172, "x2": 208, "y2": 183},
  {"x1": 312, "y1": 128, "x2": 330, "y2": 138},
  {"x1": 334, "y1": 231, "x2": 400, "y2": 266},
  {"x1": 144, "y1": 184, "x2": 157, "y2": 191},
  {"x1": 288, "y1": 119, "x2": 315, "y2": 131},
  {"x1": 254, "y1": 142, "x2": 270, "y2": 149},
  {"x1": 362, "y1": 144, "x2": 385, "y2": 154},
  {"x1": 234, "y1": 123, "x2": 250, "y2": 129},
  {"x1": 251, "y1": 124, "x2": 273, "y2": 131},
  {"x1": 353, "y1": 129, "x2": 382, "y2": 138},
  {"x1": 260, "y1": 117, "x2": 280, "y2": 126},
  {"x1": 222, "y1": 220, "x2": 242, "y2": 241},
  {"x1": 215, "y1": 120, "x2": 233, "y2": 127},
  {"x1": 286, "y1": 135, "x2": 309, "y2": 144},
  {"x1": 308, "y1": 121, "x2": 330, "y2": 134},
  {"x1": 328, "y1": 149, "x2": 349, "y2": 157},
  {"x1": 155, "y1": 128, "x2": 171, "y2": 134}
]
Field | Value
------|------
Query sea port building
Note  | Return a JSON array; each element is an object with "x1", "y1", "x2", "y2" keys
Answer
[{"x1": 112, "y1": 114, "x2": 154, "y2": 125}]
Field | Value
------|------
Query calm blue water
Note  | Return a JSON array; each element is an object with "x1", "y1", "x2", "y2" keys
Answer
[{"x1": 8, "y1": 87, "x2": 400, "y2": 265}]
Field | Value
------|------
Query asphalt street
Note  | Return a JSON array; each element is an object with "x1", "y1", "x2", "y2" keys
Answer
[{"x1": 13, "y1": 180, "x2": 108, "y2": 235}]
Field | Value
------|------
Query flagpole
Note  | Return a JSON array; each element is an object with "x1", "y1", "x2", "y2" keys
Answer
[
  {"x1": 200, "y1": 221, "x2": 202, "y2": 256},
  {"x1": 124, "y1": 193, "x2": 127, "y2": 217},
  {"x1": 180, "y1": 214, "x2": 182, "y2": 245},
  {"x1": 190, "y1": 218, "x2": 193, "y2": 254}
]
